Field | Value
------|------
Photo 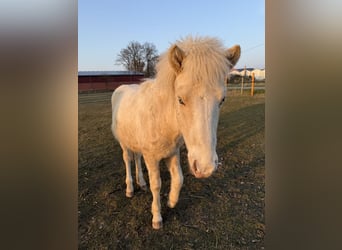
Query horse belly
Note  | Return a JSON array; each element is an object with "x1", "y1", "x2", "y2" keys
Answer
[
  {"x1": 116, "y1": 127, "x2": 177, "y2": 158},
  {"x1": 116, "y1": 116, "x2": 181, "y2": 159}
]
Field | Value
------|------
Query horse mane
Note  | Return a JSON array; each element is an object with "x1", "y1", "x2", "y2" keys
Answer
[{"x1": 155, "y1": 36, "x2": 231, "y2": 89}]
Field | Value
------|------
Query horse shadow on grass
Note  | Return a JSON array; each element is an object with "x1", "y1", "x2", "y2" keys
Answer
[{"x1": 217, "y1": 102, "x2": 265, "y2": 151}]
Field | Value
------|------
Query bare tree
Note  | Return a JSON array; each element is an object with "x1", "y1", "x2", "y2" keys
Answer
[
  {"x1": 142, "y1": 42, "x2": 158, "y2": 77},
  {"x1": 116, "y1": 41, "x2": 144, "y2": 72},
  {"x1": 116, "y1": 41, "x2": 158, "y2": 77}
]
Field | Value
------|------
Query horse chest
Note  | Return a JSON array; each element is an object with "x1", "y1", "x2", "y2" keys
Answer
[{"x1": 141, "y1": 131, "x2": 182, "y2": 159}]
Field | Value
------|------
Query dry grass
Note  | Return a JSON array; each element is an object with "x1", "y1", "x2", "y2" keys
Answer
[{"x1": 79, "y1": 91, "x2": 265, "y2": 249}]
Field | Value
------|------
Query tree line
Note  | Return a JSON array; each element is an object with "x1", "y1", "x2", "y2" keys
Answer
[{"x1": 116, "y1": 41, "x2": 158, "y2": 77}]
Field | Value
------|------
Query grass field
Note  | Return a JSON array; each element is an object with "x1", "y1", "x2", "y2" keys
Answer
[{"x1": 79, "y1": 91, "x2": 265, "y2": 249}]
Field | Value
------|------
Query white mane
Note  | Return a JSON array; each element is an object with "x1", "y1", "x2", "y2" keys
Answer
[{"x1": 156, "y1": 36, "x2": 231, "y2": 89}]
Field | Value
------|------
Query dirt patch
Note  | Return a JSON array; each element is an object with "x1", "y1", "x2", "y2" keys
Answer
[{"x1": 79, "y1": 92, "x2": 265, "y2": 249}]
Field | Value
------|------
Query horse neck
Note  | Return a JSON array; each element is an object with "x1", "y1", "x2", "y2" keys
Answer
[{"x1": 153, "y1": 76, "x2": 179, "y2": 134}]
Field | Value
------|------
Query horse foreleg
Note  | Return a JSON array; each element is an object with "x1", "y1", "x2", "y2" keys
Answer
[
  {"x1": 134, "y1": 153, "x2": 147, "y2": 191},
  {"x1": 121, "y1": 146, "x2": 134, "y2": 198},
  {"x1": 144, "y1": 157, "x2": 162, "y2": 229},
  {"x1": 166, "y1": 149, "x2": 183, "y2": 208}
]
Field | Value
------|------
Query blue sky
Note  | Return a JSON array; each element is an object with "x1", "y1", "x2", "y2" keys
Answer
[{"x1": 79, "y1": 0, "x2": 264, "y2": 71}]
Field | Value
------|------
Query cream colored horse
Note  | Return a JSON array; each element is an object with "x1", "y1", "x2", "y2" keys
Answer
[{"x1": 111, "y1": 36, "x2": 240, "y2": 229}]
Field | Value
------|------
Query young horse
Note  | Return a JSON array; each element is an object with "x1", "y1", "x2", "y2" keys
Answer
[{"x1": 111, "y1": 36, "x2": 240, "y2": 229}]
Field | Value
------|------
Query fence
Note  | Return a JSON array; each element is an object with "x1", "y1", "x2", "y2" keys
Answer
[{"x1": 227, "y1": 72, "x2": 265, "y2": 96}]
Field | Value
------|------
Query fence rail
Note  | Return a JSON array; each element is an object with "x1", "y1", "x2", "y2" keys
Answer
[
  {"x1": 79, "y1": 92, "x2": 112, "y2": 104},
  {"x1": 228, "y1": 86, "x2": 265, "y2": 90},
  {"x1": 227, "y1": 82, "x2": 265, "y2": 90}
]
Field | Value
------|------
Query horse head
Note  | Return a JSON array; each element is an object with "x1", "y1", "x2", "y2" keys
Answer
[{"x1": 168, "y1": 38, "x2": 240, "y2": 178}]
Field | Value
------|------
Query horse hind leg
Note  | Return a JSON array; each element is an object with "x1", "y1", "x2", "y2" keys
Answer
[
  {"x1": 134, "y1": 153, "x2": 147, "y2": 191},
  {"x1": 121, "y1": 145, "x2": 134, "y2": 198}
]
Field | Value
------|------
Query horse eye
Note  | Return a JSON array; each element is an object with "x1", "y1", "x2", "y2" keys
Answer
[
  {"x1": 219, "y1": 97, "x2": 225, "y2": 107},
  {"x1": 178, "y1": 97, "x2": 185, "y2": 106}
]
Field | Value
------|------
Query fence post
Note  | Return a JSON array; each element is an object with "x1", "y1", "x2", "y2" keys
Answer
[
  {"x1": 241, "y1": 65, "x2": 246, "y2": 95},
  {"x1": 251, "y1": 72, "x2": 255, "y2": 96}
]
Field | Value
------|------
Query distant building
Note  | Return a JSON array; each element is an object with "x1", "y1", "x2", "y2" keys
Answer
[
  {"x1": 251, "y1": 69, "x2": 265, "y2": 81},
  {"x1": 78, "y1": 71, "x2": 144, "y2": 93},
  {"x1": 228, "y1": 68, "x2": 265, "y2": 83}
]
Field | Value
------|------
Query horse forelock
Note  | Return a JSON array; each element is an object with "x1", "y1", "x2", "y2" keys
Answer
[{"x1": 156, "y1": 36, "x2": 230, "y2": 91}]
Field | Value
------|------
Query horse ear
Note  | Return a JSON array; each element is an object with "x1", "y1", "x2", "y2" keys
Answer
[
  {"x1": 226, "y1": 45, "x2": 241, "y2": 67},
  {"x1": 169, "y1": 45, "x2": 185, "y2": 73}
]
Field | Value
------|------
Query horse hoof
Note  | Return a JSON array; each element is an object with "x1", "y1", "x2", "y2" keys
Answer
[
  {"x1": 140, "y1": 185, "x2": 147, "y2": 191},
  {"x1": 126, "y1": 191, "x2": 134, "y2": 198},
  {"x1": 152, "y1": 221, "x2": 163, "y2": 230}
]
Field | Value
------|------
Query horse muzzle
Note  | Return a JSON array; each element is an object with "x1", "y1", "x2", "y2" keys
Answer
[{"x1": 190, "y1": 158, "x2": 218, "y2": 178}]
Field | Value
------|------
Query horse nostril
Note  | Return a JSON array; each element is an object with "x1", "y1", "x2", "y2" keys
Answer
[{"x1": 193, "y1": 160, "x2": 198, "y2": 172}]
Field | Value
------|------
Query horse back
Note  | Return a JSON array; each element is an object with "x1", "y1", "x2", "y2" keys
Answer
[{"x1": 111, "y1": 82, "x2": 153, "y2": 149}]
